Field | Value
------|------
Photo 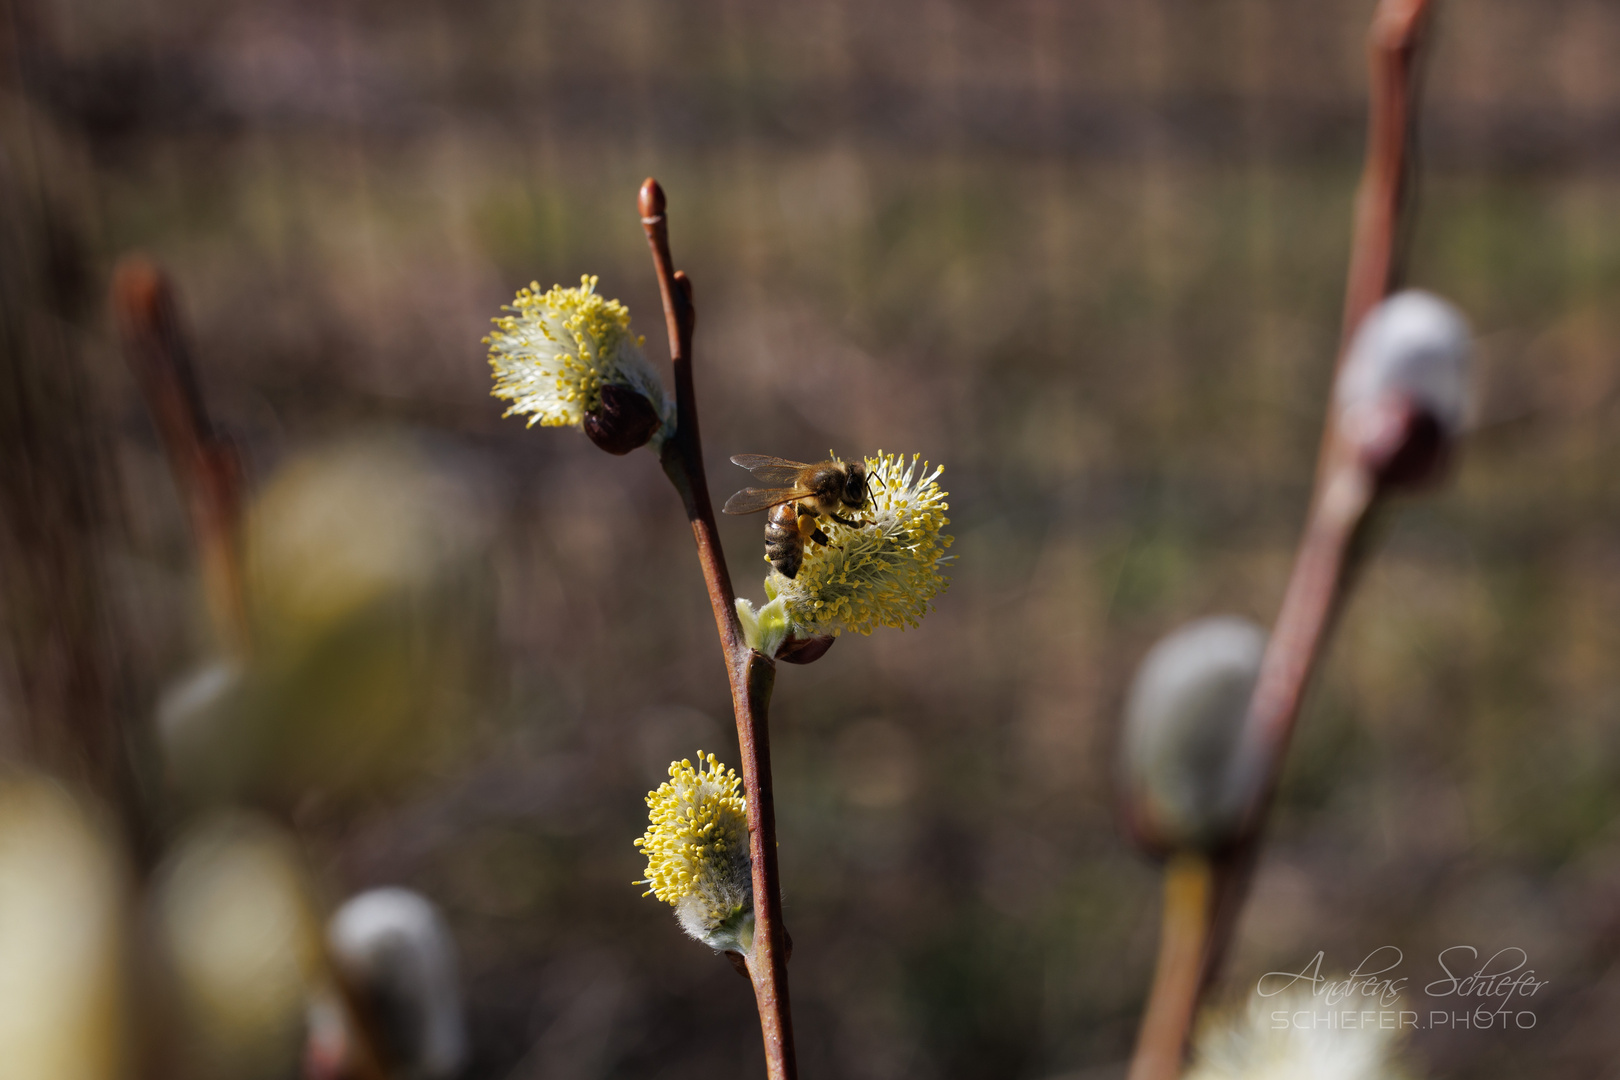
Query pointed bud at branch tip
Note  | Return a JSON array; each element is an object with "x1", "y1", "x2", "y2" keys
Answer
[
  {"x1": 1121, "y1": 616, "x2": 1269, "y2": 854},
  {"x1": 112, "y1": 255, "x2": 214, "y2": 442},
  {"x1": 639, "y1": 178, "x2": 665, "y2": 221},
  {"x1": 1371, "y1": 0, "x2": 1430, "y2": 49},
  {"x1": 112, "y1": 255, "x2": 168, "y2": 328}
]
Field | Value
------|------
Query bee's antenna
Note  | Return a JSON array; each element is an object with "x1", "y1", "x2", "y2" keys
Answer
[{"x1": 863, "y1": 467, "x2": 885, "y2": 519}]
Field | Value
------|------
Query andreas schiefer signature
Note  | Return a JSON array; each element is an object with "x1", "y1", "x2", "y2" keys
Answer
[
  {"x1": 1258, "y1": 946, "x2": 1407, "y2": 1007},
  {"x1": 1256, "y1": 946, "x2": 1550, "y2": 1029}
]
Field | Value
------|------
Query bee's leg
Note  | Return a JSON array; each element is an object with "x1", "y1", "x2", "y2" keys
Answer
[
  {"x1": 797, "y1": 512, "x2": 832, "y2": 548},
  {"x1": 828, "y1": 512, "x2": 869, "y2": 528}
]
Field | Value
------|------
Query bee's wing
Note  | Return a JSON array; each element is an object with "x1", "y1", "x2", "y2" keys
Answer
[
  {"x1": 730, "y1": 454, "x2": 810, "y2": 486},
  {"x1": 722, "y1": 486, "x2": 811, "y2": 515}
]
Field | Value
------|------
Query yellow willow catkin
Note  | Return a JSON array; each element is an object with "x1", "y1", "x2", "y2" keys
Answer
[
  {"x1": 774, "y1": 452, "x2": 953, "y2": 637},
  {"x1": 485, "y1": 275, "x2": 671, "y2": 437},
  {"x1": 634, "y1": 753, "x2": 754, "y2": 951}
]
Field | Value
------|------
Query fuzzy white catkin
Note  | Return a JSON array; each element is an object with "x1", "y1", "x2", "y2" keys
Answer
[
  {"x1": 0, "y1": 778, "x2": 126, "y2": 1080},
  {"x1": 154, "y1": 815, "x2": 323, "y2": 1080},
  {"x1": 327, "y1": 888, "x2": 467, "y2": 1080},
  {"x1": 1335, "y1": 290, "x2": 1472, "y2": 433},
  {"x1": 1122, "y1": 616, "x2": 1267, "y2": 850},
  {"x1": 1188, "y1": 988, "x2": 1419, "y2": 1080}
]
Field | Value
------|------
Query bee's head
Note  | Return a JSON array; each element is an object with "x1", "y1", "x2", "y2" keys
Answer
[{"x1": 842, "y1": 461, "x2": 869, "y2": 508}]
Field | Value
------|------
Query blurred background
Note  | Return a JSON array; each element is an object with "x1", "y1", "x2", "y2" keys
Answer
[{"x1": 2, "y1": 0, "x2": 1619, "y2": 1076}]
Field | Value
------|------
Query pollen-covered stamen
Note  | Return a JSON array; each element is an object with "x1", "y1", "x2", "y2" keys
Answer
[
  {"x1": 485, "y1": 275, "x2": 674, "y2": 445},
  {"x1": 771, "y1": 451, "x2": 953, "y2": 638},
  {"x1": 634, "y1": 753, "x2": 754, "y2": 952}
]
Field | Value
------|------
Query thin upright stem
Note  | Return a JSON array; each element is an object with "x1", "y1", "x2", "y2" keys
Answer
[
  {"x1": 738, "y1": 653, "x2": 796, "y2": 1073},
  {"x1": 115, "y1": 259, "x2": 399, "y2": 1080},
  {"x1": 113, "y1": 258, "x2": 251, "y2": 657},
  {"x1": 1339, "y1": 0, "x2": 1434, "y2": 364},
  {"x1": 1124, "y1": 2, "x2": 1434, "y2": 1073},
  {"x1": 1198, "y1": 456, "x2": 1373, "y2": 984},
  {"x1": 1201, "y1": 0, "x2": 1434, "y2": 980},
  {"x1": 1126, "y1": 855, "x2": 1215, "y2": 1080},
  {"x1": 324, "y1": 960, "x2": 397, "y2": 1080},
  {"x1": 640, "y1": 177, "x2": 798, "y2": 1080},
  {"x1": 1242, "y1": 465, "x2": 1374, "y2": 779},
  {"x1": 1316, "y1": 0, "x2": 1435, "y2": 481},
  {"x1": 640, "y1": 183, "x2": 744, "y2": 659}
]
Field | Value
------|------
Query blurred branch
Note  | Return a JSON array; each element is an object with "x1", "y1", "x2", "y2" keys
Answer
[
  {"x1": 113, "y1": 261, "x2": 406, "y2": 1080},
  {"x1": 1339, "y1": 0, "x2": 1434, "y2": 364},
  {"x1": 1126, "y1": 855, "x2": 1214, "y2": 1080},
  {"x1": 112, "y1": 258, "x2": 250, "y2": 657},
  {"x1": 1206, "y1": 0, "x2": 1436, "y2": 976},
  {"x1": 639, "y1": 178, "x2": 798, "y2": 1080},
  {"x1": 320, "y1": 959, "x2": 395, "y2": 1080},
  {"x1": 1125, "y1": 2, "x2": 1435, "y2": 1076},
  {"x1": 1192, "y1": 450, "x2": 1376, "y2": 993}
]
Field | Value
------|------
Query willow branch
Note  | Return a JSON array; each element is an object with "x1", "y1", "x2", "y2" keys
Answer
[
  {"x1": 1195, "y1": 458, "x2": 1375, "y2": 989},
  {"x1": 1339, "y1": 0, "x2": 1433, "y2": 364},
  {"x1": 1126, "y1": 855, "x2": 1216, "y2": 1080},
  {"x1": 1199, "y1": 0, "x2": 1434, "y2": 989},
  {"x1": 114, "y1": 260, "x2": 400, "y2": 1080},
  {"x1": 322, "y1": 958, "x2": 396, "y2": 1080},
  {"x1": 640, "y1": 178, "x2": 798, "y2": 1080},
  {"x1": 1125, "y1": 2, "x2": 1434, "y2": 1072},
  {"x1": 113, "y1": 257, "x2": 251, "y2": 657}
]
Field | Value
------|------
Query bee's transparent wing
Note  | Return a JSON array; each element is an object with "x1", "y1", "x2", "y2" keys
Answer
[
  {"x1": 722, "y1": 486, "x2": 808, "y2": 515},
  {"x1": 730, "y1": 454, "x2": 808, "y2": 486}
]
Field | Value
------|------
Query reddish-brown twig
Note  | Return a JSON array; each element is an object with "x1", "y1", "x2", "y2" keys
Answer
[
  {"x1": 114, "y1": 259, "x2": 397, "y2": 1080},
  {"x1": 1202, "y1": 0, "x2": 1435, "y2": 981},
  {"x1": 639, "y1": 178, "x2": 798, "y2": 1080},
  {"x1": 113, "y1": 258, "x2": 251, "y2": 657},
  {"x1": 1125, "y1": 2, "x2": 1434, "y2": 1076},
  {"x1": 1126, "y1": 855, "x2": 1215, "y2": 1080},
  {"x1": 1339, "y1": 0, "x2": 1434, "y2": 364}
]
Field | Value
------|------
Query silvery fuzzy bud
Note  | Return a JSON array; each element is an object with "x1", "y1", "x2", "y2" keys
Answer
[
  {"x1": 1335, "y1": 290, "x2": 1472, "y2": 487},
  {"x1": 1120, "y1": 616, "x2": 1268, "y2": 854},
  {"x1": 326, "y1": 888, "x2": 466, "y2": 1080}
]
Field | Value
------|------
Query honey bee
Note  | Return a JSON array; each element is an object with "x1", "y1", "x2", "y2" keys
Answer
[{"x1": 722, "y1": 455, "x2": 871, "y2": 579}]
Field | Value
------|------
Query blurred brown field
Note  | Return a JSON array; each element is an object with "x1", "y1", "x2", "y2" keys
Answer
[{"x1": 3, "y1": 0, "x2": 1620, "y2": 1077}]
